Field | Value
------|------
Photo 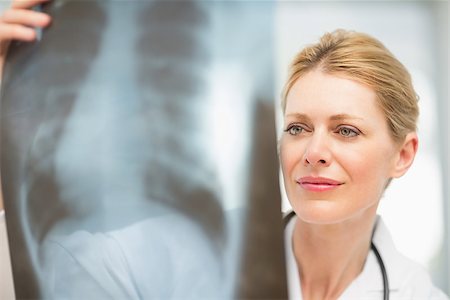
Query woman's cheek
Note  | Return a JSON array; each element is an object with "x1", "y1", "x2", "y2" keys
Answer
[{"x1": 280, "y1": 144, "x2": 297, "y2": 176}]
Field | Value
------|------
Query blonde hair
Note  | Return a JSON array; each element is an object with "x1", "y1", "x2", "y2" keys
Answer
[{"x1": 282, "y1": 29, "x2": 419, "y2": 142}]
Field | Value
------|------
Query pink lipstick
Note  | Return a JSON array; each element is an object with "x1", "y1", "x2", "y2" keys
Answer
[{"x1": 297, "y1": 176, "x2": 343, "y2": 192}]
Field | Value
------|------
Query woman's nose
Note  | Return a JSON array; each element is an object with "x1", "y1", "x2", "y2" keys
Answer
[{"x1": 302, "y1": 132, "x2": 331, "y2": 167}]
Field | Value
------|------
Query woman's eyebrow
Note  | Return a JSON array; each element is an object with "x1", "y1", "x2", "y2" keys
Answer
[
  {"x1": 284, "y1": 113, "x2": 311, "y2": 122},
  {"x1": 285, "y1": 113, "x2": 363, "y2": 122},
  {"x1": 330, "y1": 114, "x2": 364, "y2": 121}
]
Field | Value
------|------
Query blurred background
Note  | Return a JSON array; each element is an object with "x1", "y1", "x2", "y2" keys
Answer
[{"x1": 275, "y1": 0, "x2": 449, "y2": 294}]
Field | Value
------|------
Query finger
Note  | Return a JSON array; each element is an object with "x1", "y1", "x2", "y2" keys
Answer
[
  {"x1": 1, "y1": 9, "x2": 51, "y2": 27},
  {"x1": 11, "y1": 0, "x2": 50, "y2": 9},
  {"x1": 0, "y1": 24, "x2": 36, "y2": 42}
]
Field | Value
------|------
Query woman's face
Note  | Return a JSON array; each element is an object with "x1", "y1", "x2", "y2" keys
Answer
[{"x1": 280, "y1": 69, "x2": 402, "y2": 224}]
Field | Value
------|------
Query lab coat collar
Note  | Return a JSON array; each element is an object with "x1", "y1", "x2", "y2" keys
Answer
[{"x1": 345, "y1": 215, "x2": 403, "y2": 293}]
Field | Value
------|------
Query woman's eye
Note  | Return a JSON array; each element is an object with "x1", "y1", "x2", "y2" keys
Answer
[
  {"x1": 285, "y1": 125, "x2": 304, "y2": 136},
  {"x1": 337, "y1": 126, "x2": 359, "y2": 137}
]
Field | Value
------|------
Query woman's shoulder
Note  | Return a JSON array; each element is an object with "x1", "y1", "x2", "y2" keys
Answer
[
  {"x1": 388, "y1": 252, "x2": 448, "y2": 299},
  {"x1": 373, "y1": 217, "x2": 448, "y2": 299},
  {"x1": 399, "y1": 265, "x2": 448, "y2": 299}
]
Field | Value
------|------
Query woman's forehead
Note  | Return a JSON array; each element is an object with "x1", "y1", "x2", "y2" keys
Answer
[{"x1": 285, "y1": 70, "x2": 380, "y2": 117}]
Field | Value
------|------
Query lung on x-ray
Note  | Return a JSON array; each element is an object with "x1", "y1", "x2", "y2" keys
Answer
[{"x1": 0, "y1": 1, "x2": 286, "y2": 298}]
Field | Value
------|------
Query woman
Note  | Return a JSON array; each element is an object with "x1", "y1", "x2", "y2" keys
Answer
[{"x1": 280, "y1": 30, "x2": 448, "y2": 299}]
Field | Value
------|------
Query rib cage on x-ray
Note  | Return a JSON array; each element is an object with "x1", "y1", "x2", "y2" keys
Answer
[{"x1": 0, "y1": 1, "x2": 286, "y2": 298}]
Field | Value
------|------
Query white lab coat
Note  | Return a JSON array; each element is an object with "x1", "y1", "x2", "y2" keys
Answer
[
  {"x1": 285, "y1": 215, "x2": 449, "y2": 300},
  {"x1": 0, "y1": 211, "x2": 15, "y2": 300}
]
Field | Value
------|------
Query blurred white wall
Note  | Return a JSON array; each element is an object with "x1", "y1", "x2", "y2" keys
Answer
[{"x1": 275, "y1": 0, "x2": 449, "y2": 294}]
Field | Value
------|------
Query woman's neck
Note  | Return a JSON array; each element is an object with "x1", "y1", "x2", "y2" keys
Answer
[{"x1": 292, "y1": 209, "x2": 377, "y2": 300}]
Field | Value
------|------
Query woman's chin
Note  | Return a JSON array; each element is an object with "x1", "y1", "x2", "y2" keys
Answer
[
  {"x1": 293, "y1": 200, "x2": 355, "y2": 225},
  {"x1": 293, "y1": 199, "x2": 378, "y2": 225}
]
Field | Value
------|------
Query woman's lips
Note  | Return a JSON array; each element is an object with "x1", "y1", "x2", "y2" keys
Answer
[{"x1": 297, "y1": 176, "x2": 343, "y2": 192}]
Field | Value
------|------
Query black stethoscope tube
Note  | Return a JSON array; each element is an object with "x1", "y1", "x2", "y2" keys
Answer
[
  {"x1": 371, "y1": 241, "x2": 390, "y2": 300},
  {"x1": 284, "y1": 212, "x2": 389, "y2": 299}
]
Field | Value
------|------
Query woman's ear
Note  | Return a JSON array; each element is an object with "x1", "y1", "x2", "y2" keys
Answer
[{"x1": 391, "y1": 132, "x2": 419, "y2": 178}]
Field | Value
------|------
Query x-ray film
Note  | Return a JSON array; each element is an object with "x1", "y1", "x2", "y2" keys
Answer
[{"x1": 0, "y1": 1, "x2": 286, "y2": 298}]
